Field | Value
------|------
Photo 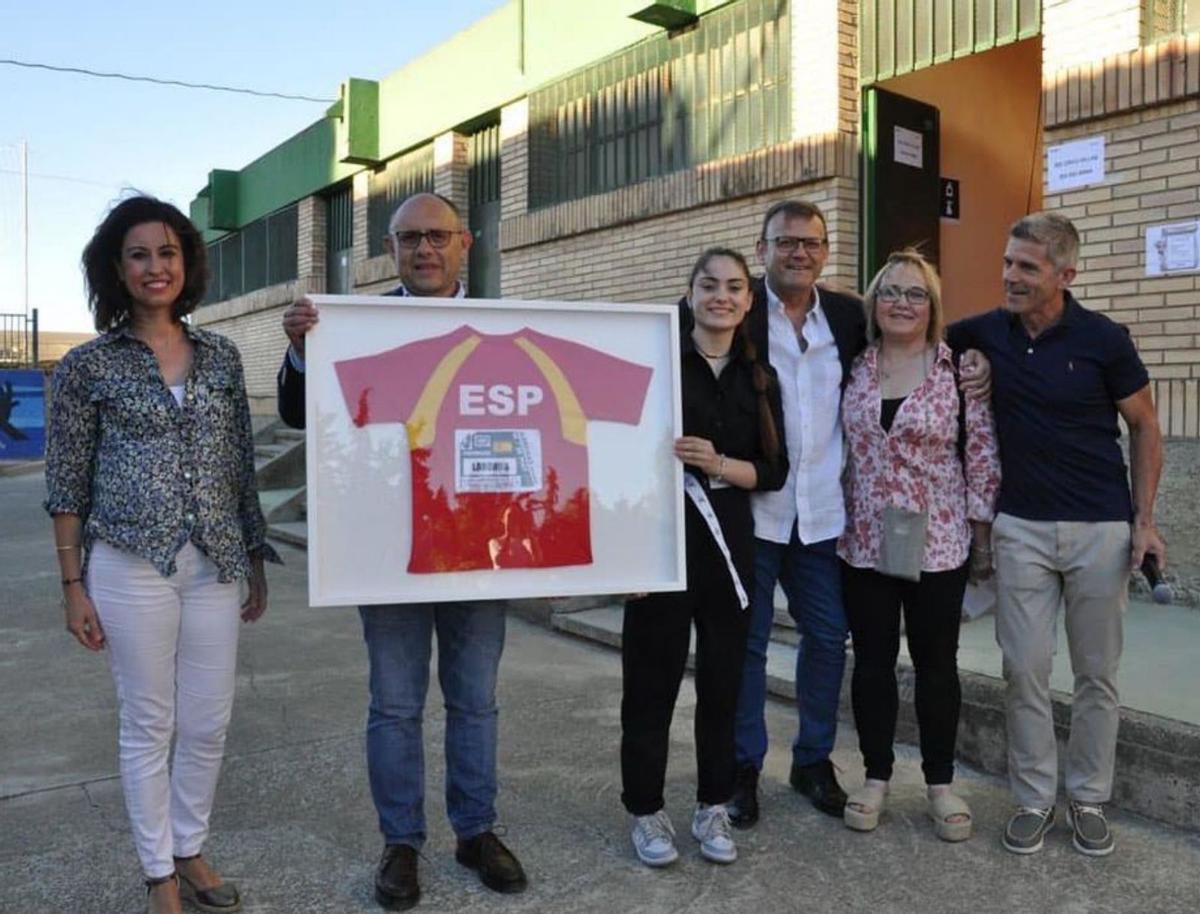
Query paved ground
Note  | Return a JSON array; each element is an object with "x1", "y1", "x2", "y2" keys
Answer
[{"x1": 2, "y1": 471, "x2": 1199, "y2": 914}]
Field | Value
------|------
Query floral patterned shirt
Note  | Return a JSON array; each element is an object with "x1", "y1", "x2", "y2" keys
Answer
[
  {"x1": 45, "y1": 323, "x2": 281, "y2": 581},
  {"x1": 838, "y1": 342, "x2": 1001, "y2": 572}
]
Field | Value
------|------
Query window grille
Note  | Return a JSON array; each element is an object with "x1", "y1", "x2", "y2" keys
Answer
[
  {"x1": 527, "y1": 0, "x2": 791, "y2": 210},
  {"x1": 366, "y1": 144, "x2": 436, "y2": 256},
  {"x1": 202, "y1": 203, "x2": 298, "y2": 304}
]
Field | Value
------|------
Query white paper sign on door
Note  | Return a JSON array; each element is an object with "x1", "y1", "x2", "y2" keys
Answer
[{"x1": 893, "y1": 125, "x2": 924, "y2": 169}]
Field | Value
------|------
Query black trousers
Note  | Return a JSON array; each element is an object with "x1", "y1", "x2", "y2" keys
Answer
[
  {"x1": 842, "y1": 562, "x2": 969, "y2": 785},
  {"x1": 620, "y1": 506, "x2": 751, "y2": 815}
]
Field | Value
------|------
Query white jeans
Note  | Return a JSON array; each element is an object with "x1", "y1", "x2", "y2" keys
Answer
[{"x1": 88, "y1": 541, "x2": 241, "y2": 878}]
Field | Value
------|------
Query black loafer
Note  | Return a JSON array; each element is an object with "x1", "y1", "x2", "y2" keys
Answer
[
  {"x1": 455, "y1": 831, "x2": 528, "y2": 894},
  {"x1": 172, "y1": 855, "x2": 241, "y2": 913},
  {"x1": 789, "y1": 759, "x2": 847, "y2": 817},
  {"x1": 375, "y1": 844, "x2": 420, "y2": 911},
  {"x1": 729, "y1": 766, "x2": 760, "y2": 829}
]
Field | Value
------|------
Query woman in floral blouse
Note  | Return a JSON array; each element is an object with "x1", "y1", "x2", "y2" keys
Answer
[
  {"x1": 838, "y1": 250, "x2": 1000, "y2": 842},
  {"x1": 45, "y1": 196, "x2": 279, "y2": 914}
]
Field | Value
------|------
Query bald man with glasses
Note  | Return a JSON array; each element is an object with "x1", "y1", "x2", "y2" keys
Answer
[{"x1": 278, "y1": 192, "x2": 529, "y2": 911}]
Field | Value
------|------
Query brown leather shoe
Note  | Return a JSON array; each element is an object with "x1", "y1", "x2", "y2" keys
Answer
[
  {"x1": 374, "y1": 844, "x2": 420, "y2": 911},
  {"x1": 455, "y1": 831, "x2": 528, "y2": 894}
]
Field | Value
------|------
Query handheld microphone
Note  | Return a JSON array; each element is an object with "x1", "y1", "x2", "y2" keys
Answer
[{"x1": 1140, "y1": 554, "x2": 1172, "y2": 605}]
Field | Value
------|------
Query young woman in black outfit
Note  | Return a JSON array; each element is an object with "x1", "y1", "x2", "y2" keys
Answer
[{"x1": 621, "y1": 248, "x2": 787, "y2": 868}]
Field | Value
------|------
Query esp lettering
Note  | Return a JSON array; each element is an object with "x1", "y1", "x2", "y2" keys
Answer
[{"x1": 458, "y1": 384, "x2": 544, "y2": 416}]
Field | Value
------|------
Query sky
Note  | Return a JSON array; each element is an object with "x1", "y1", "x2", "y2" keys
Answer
[{"x1": 0, "y1": 0, "x2": 509, "y2": 333}]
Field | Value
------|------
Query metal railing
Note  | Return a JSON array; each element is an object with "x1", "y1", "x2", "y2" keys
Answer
[{"x1": 0, "y1": 309, "x2": 38, "y2": 367}]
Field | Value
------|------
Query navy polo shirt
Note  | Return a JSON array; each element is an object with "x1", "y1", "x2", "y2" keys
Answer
[{"x1": 947, "y1": 293, "x2": 1149, "y2": 523}]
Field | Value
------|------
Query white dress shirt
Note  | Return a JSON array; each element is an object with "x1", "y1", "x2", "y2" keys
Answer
[{"x1": 751, "y1": 283, "x2": 847, "y2": 545}]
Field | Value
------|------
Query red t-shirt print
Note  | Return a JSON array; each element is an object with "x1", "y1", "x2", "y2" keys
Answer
[{"x1": 334, "y1": 326, "x2": 653, "y2": 574}]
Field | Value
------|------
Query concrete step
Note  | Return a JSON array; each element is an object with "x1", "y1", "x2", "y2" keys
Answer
[
  {"x1": 254, "y1": 433, "x2": 306, "y2": 492},
  {"x1": 550, "y1": 605, "x2": 1200, "y2": 831},
  {"x1": 266, "y1": 520, "x2": 308, "y2": 548},
  {"x1": 273, "y1": 427, "x2": 305, "y2": 442},
  {"x1": 258, "y1": 486, "x2": 305, "y2": 523},
  {"x1": 254, "y1": 442, "x2": 289, "y2": 459}
]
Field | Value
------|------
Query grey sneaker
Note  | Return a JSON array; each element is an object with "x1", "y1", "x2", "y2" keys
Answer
[
  {"x1": 1002, "y1": 806, "x2": 1055, "y2": 854},
  {"x1": 691, "y1": 803, "x2": 737, "y2": 864},
  {"x1": 1067, "y1": 801, "x2": 1115, "y2": 857},
  {"x1": 631, "y1": 810, "x2": 679, "y2": 867}
]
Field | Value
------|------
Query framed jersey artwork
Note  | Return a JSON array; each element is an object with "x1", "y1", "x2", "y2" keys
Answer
[{"x1": 304, "y1": 294, "x2": 685, "y2": 606}]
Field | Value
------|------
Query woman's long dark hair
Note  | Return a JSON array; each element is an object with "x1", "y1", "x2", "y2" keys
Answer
[
  {"x1": 82, "y1": 194, "x2": 208, "y2": 332},
  {"x1": 688, "y1": 247, "x2": 781, "y2": 465}
]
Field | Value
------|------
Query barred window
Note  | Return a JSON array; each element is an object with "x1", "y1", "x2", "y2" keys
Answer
[
  {"x1": 367, "y1": 144, "x2": 436, "y2": 257},
  {"x1": 528, "y1": 0, "x2": 791, "y2": 210},
  {"x1": 202, "y1": 204, "x2": 298, "y2": 305}
]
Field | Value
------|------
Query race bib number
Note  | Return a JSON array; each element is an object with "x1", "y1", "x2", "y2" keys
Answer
[{"x1": 454, "y1": 429, "x2": 543, "y2": 493}]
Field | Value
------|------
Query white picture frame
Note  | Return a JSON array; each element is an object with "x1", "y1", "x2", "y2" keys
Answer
[{"x1": 303, "y1": 294, "x2": 685, "y2": 607}]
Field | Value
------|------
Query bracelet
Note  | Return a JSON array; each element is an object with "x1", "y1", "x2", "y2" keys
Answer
[
  {"x1": 56, "y1": 544, "x2": 81, "y2": 552},
  {"x1": 714, "y1": 454, "x2": 727, "y2": 483},
  {"x1": 61, "y1": 577, "x2": 84, "y2": 588}
]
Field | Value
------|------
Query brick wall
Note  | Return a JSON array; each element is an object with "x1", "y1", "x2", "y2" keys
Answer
[
  {"x1": 1044, "y1": 98, "x2": 1200, "y2": 437},
  {"x1": 193, "y1": 286, "x2": 295, "y2": 414},
  {"x1": 501, "y1": 177, "x2": 859, "y2": 306},
  {"x1": 500, "y1": 99, "x2": 529, "y2": 223},
  {"x1": 296, "y1": 195, "x2": 327, "y2": 295},
  {"x1": 195, "y1": 193, "x2": 331, "y2": 412}
]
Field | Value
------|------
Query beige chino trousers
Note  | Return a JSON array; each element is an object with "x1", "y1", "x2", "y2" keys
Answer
[{"x1": 992, "y1": 512, "x2": 1130, "y2": 809}]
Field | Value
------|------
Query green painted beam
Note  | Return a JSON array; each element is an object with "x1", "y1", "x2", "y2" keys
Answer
[
  {"x1": 337, "y1": 78, "x2": 380, "y2": 165},
  {"x1": 189, "y1": 0, "x2": 742, "y2": 231},
  {"x1": 208, "y1": 170, "x2": 239, "y2": 231}
]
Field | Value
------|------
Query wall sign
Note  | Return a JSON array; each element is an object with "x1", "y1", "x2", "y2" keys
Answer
[
  {"x1": 940, "y1": 177, "x2": 960, "y2": 220},
  {"x1": 1046, "y1": 135, "x2": 1106, "y2": 193},
  {"x1": 1146, "y1": 220, "x2": 1200, "y2": 276},
  {"x1": 304, "y1": 295, "x2": 686, "y2": 607}
]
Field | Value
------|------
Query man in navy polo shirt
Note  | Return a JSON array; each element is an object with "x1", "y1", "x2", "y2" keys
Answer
[{"x1": 948, "y1": 213, "x2": 1166, "y2": 858}]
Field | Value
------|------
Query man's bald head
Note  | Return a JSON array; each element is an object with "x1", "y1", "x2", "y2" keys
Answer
[{"x1": 384, "y1": 192, "x2": 471, "y2": 297}]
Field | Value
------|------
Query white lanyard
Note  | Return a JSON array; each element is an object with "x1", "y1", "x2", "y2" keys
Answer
[{"x1": 683, "y1": 474, "x2": 749, "y2": 610}]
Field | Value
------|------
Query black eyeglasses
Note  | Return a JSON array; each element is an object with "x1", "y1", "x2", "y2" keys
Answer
[
  {"x1": 765, "y1": 235, "x2": 827, "y2": 254},
  {"x1": 876, "y1": 284, "x2": 930, "y2": 305},
  {"x1": 391, "y1": 229, "x2": 463, "y2": 249}
]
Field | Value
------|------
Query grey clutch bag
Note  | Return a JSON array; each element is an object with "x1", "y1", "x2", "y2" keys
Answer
[{"x1": 874, "y1": 504, "x2": 928, "y2": 582}]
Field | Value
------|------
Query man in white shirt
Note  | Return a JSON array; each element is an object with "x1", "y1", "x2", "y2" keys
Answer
[
  {"x1": 729, "y1": 200, "x2": 867, "y2": 825},
  {"x1": 730, "y1": 201, "x2": 990, "y2": 828}
]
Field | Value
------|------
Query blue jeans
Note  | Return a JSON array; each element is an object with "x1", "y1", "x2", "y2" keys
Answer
[
  {"x1": 734, "y1": 533, "x2": 847, "y2": 770},
  {"x1": 359, "y1": 602, "x2": 506, "y2": 848}
]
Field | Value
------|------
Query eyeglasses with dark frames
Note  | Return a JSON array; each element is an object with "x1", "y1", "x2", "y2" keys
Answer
[
  {"x1": 391, "y1": 229, "x2": 464, "y2": 249},
  {"x1": 765, "y1": 235, "x2": 827, "y2": 255}
]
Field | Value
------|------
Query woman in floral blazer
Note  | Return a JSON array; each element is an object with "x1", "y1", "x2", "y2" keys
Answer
[
  {"x1": 45, "y1": 195, "x2": 279, "y2": 914},
  {"x1": 837, "y1": 250, "x2": 1000, "y2": 843}
]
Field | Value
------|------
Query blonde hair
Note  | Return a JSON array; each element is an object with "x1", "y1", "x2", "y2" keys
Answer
[{"x1": 862, "y1": 249, "x2": 944, "y2": 345}]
